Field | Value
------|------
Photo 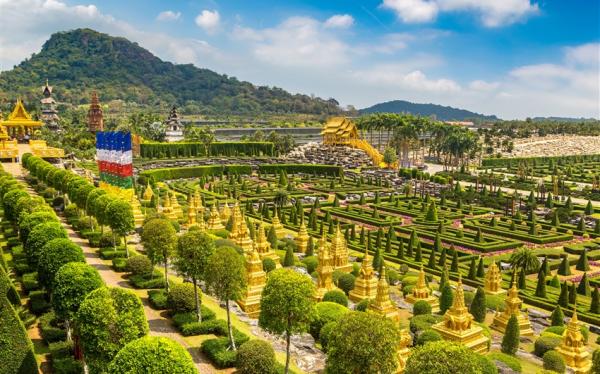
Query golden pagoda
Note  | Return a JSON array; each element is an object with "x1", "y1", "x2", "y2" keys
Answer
[
  {"x1": 193, "y1": 189, "x2": 203, "y2": 214},
  {"x1": 0, "y1": 99, "x2": 43, "y2": 139},
  {"x1": 187, "y1": 197, "x2": 197, "y2": 227},
  {"x1": 129, "y1": 194, "x2": 145, "y2": 229},
  {"x1": 237, "y1": 246, "x2": 266, "y2": 318},
  {"x1": 142, "y1": 183, "x2": 154, "y2": 203},
  {"x1": 314, "y1": 236, "x2": 338, "y2": 301},
  {"x1": 330, "y1": 224, "x2": 352, "y2": 273},
  {"x1": 555, "y1": 307, "x2": 592, "y2": 374},
  {"x1": 160, "y1": 192, "x2": 177, "y2": 220},
  {"x1": 295, "y1": 220, "x2": 310, "y2": 253},
  {"x1": 405, "y1": 265, "x2": 439, "y2": 313},
  {"x1": 491, "y1": 278, "x2": 533, "y2": 336},
  {"x1": 228, "y1": 202, "x2": 243, "y2": 241},
  {"x1": 396, "y1": 328, "x2": 412, "y2": 374},
  {"x1": 220, "y1": 202, "x2": 231, "y2": 223},
  {"x1": 235, "y1": 214, "x2": 255, "y2": 253},
  {"x1": 348, "y1": 244, "x2": 378, "y2": 303},
  {"x1": 271, "y1": 209, "x2": 285, "y2": 238},
  {"x1": 207, "y1": 204, "x2": 225, "y2": 230},
  {"x1": 254, "y1": 222, "x2": 280, "y2": 265},
  {"x1": 196, "y1": 209, "x2": 207, "y2": 231},
  {"x1": 170, "y1": 192, "x2": 183, "y2": 218},
  {"x1": 368, "y1": 266, "x2": 400, "y2": 322},
  {"x1": 432, "y1": 275, "x2": 489, "y2": 353},
  {"x1": 484, "y1": 260, "x2": 506, "y2": 295}
]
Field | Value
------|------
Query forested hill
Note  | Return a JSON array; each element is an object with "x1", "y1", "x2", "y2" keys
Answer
[
  {"x1": 0, "y1": 28, "x2": 340, "y2": 116},
  {"x1": 360, "y1": 100, "x2": 498, "y2": 121}
]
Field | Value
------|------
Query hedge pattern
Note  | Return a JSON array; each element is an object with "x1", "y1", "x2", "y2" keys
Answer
[
  {"x1": 140, "y1": 142, "x2": 275, "y2": 159},
  {"x1": 140, "y1": 164, "x2": 252, "y2": 181}
]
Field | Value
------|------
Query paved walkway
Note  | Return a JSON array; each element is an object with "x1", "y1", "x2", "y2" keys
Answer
[{"x1": 3, "y1": 160, "x2": 219, "y2": 374}]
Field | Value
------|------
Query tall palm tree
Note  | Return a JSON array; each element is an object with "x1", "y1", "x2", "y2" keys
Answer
[{"x1": 509, "y1": 247, "x2": 540, "y2": 275}]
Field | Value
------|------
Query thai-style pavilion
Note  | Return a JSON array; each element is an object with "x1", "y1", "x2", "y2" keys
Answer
[
  {"x1": 0, "y1": 99, "x2": 43, "y2": 139},
  {"x1": 321, "y1": 117, "x2": 359, "y2": 146}
]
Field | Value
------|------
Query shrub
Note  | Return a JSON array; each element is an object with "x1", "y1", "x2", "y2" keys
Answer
[
  {"x1": 129, "y1": 271, "x2": 165, "y2": 289},
  {"x1": 201, "y1": 337, "x2": 238, "y2": 368},
  {"x1": 501, "y1": 315, "x2": 520, "y2": 355},
  {"x1": 534, "y1": 336, "x2": 562, "y2": 357},
  {"x1": 112, "y1": 257, "x2": 128, "y2": 272},
  {"x1": 39, "y1": 312, "x2": 67, "y2": 344},
  {"x1": 25, "y1": 221, "x2": 67, "y2": 266},
  {"x1": 167, "y1": 283, "x2": 200, "y2": 313},
  {"x1": 236, "y1": 340, "x2": 276, "y2": 374},
  {"x1": 21, "y1": 272, "x2": 39, "y2": 292},
  {"x1": 592, "y1": 349, "x2": 600, "y2": 373},
  {"x1": 336, "y1": 273, "x2": 356, "y2": 295},
  {"x1": 29, "y1": 290, "x2": 51, "y2": 314},
  {"x1": 49, "y1": 340, "x2": 74, "y2": 359},
  {"x1": 172, "y1": 308, "x2": 216, "y2": 328},
  {"x1": 543, "y1": 350, "x2": 566, "y2": 373},
  {"x1": 413, "y1": 300, "x2": 432, "y2": 316},
  {"x1": 355, "y1": 298, "x2": 370, "y2": 312},
  {"x1": 108, "y1": 336, "x2": 196, "y2": 373},
  {"x1": 127, "y1": 255, "x2": 153, "y2": 276},
  {"x1": 488, "y1": 352, "x2": 522, "y2": 372},
  {"x1": 302, "y1": 256, "x2": 318, "y2": 274},
  {"x1": 405, "y1": 341, "x2": 490, "y2": 374},
  {"x1": 262, "y1": 258, "x2": 276, "y2": 273},
  {"x1": 309, "y1": 301, "x2": 349, "y2": 339},
  {"x1": 37, "y1": 238, "x2": 85, "y2": 290},
  {"x1": 319, "y1": 321, "x2": 337, "y2": 351},
  {"x1": 410, "y1": 314, "x2": 443, "y2": 334},
  {"x1": 148, "y1": 289, "x2": 168, "y2": 310},
  {"x1": 323, "y1": 290, "x2": 348, "y2": 307},
  {"x1": 416, "y1": 329, "x2": 442, "y2": 345},
  {"x1": 52, "y1": 357, "x2": 84, "y2": 374}
]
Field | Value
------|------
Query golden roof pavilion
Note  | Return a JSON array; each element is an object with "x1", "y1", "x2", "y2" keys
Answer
[
  {"x1": 0, "y1": 99, "x2": 43, "y2": 138},
  {"x1": 321, "y1": 117, "x2": 359, "y2": 146}
]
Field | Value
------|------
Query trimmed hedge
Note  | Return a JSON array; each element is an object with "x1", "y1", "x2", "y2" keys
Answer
[
  {"x1": 481, "y1": 154, "x2": 600, "y2": 168},
  {"x1": 258, "y1": 164, "x2": 342, "y2": 177},
  {"x1": 140, "y1": 141, "x2": 275, "y2": 159},
  {"x1": 140, "y1": 165, "x2": 251, "y2": 181}
]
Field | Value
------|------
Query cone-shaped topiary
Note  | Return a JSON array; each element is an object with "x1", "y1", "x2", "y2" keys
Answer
[
  {"x1": 577, "y1": 273, "x2": 591, "y2": 296},
  {"x1": 425, "y1": 202, "x2": 438, "y2": 222},
  {"x1": 576, "y1": 250, "x2": 590, "y2": 271},
  {"x1": 568, "y1": 282, "x2": 577, "y2": 305},
  {"x1": 439, "y1": 283, "x2": 453, "y2": 314},
  {"x1": 541, "y1": 256, "x2": 549, "y2": 275},
  {"x1": 433, "y1": 233, "x2": 442, "y2": 252},
  {"x1": 475, "y1": 228, "x2": 484, "y2": 243},
  {"x1": 467, "y1": 257, "x2": 477, "y2": 280},
  {"x1": 551, "y1": 209, "x2": 560, "y2": 226},
  {"x1": 438, "y1": 247, "x2": 447, "y2": 267},
  {"x1": 283, "y1": 246, "x2": 296, "y2": 267},
  {"x1": 577, "y1": 215, "x2": 586, "y2": 231},
  {"x1": 535, "y1": 267, "x2": 547, "y2": 298},
  {"x1": 427, "y1": 250, "x2": 437, "y2": 270},
  {"x1": 590, "y1": 287, "x2": 599, "y2": 314},
  {"x1": 397, "y1": 239, "x2": 404, "y2": 259},
  {"x1": 414, "y1": 241, "x2": 423, "y2": 263},
  {"x1": 501, "y1": 315, "x2": 520, "y2": 355},
  {"x1": 373, "y1": 247, "x2": 383, "y2": 273},
  {"x1": 558, "y1": 282, "x2": 569, "y2": 308},
  {"x1": 476, "y1": 257, "x2": 485, "y2": 278},
  {"x1": 306, "y1": 237, "x2": 314, "y2": 257},
  {"x1": 545, "y1": 193, "x2": 554, "y2": 208},
  {"x1": 469, "y1": 287, "x2": 486, "y2": 323},
  {"x1": 558, "y1": 255, "x2": 571, "y2": 276},
  {"x1": 550, "y1": 306, "x2": 564, "y2": 326},
  {"x1": 585, "y1": 200, "x2": 594, "y2": 215},
  {"x1": 439, "y1": 266, "x2": 449, "y2": 292}
]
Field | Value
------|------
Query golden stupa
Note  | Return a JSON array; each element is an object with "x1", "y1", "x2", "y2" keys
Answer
[
  {"x1": 484, "y1": 260, "x2": 506, "y2": 295},
  {"x1": 271, "y1": 209, "x2": 285, "y2": 238},
  {"x1": 142, "y1": 183, "x2": 154, "y2": 203},
  {"x1": 196, "y1": 208, "x2": 207, "y2": 231},
  {"x1": 491, "y1": 278, "x2": 533, "y2": 336},
  {"x1": 228, "y1": 203, "x2": 241, "y2": 241},
  {"x1": 368, "y1": 266, "x2": 400, "y2": 322},
  {"x1": 405, "y1": 265, "x2": 439, "y2": 313},
  {"x1": 254, "y1": 222, "x2": 281, "y2": 266},
  {"x1": 160, "y1": 191, "x2": 177, "y2": 220},
  {"x1": 396, "y1": 328, "x2": 412, "y2": 374},
  {"x1": 235, "y1": 214, "x2": 255, "y2": 253},
  {"x1": 432, "y1": 275, "x2": 489, "y2": 353},
  {"x1": 348, "y1": 244, "x2": 378, "y2": 303},
  {"x1": 193, "y1": 189, "x2": 203, "y2": 214},
  {"x1": 314, "y1": 236, "x2": 338, "y2": 301},
  {"x1": 186, "y1": 196, "x2": 197, "y2": 227},
  {"x1": 220, "y1": 202, "x2": 231, "y2": 223},
  {"x1": 170, "y1": 192, "x2": 183, "y2": 218},
  {"x1": 330, "y1": 224, "x2": 352, "y2": 273},
  {"x1": 295, "y1": 220, "x2": 310, "y2": 253},
  {"x1": 237, "y1": 245, "x2": 266, "y2": 318},
  {"x1": 207, "y1": 204, "x2": 225, "y2": 230},
  {"x1": 555, "y1": 307, "x2": 592, "y2": 374}
]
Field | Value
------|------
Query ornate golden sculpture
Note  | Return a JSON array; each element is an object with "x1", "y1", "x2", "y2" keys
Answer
[
  {"x1": 237, "y1": 246, "x2": 266, "y2": 318},
  {"x1": 314, "y1": 236, "x2": 338, "y2": 301},
  {"x1": 348, "y1": 244, "x2": 378, "y2": 303},
  {"x1": 368, "y1": 266, "x2": 400, "y2": 322},
  {"x1": 396, "y1": 328, "x2": 412, "y2": 374},
  {"x1": 207, "y1": 204, "x2": 225, "y2": 230},
  {"x1": 555, "y1": 307, "x2": 592, "y2": 373},
  {"x1": 405, "y1": 265, "x2": 439, "y2": 312},
  {"x1": 330, "y1": 224, "x2": 352, "y2": 273},
  {"x1": 484, "y1": 260, "x2": 506, "y2": 295},
  {"x1": 295, "y1": 220, "x2": 310, "y2": 253},
  {"x1": 491, "y1": 278, "x2": 533, "y2": 336}
]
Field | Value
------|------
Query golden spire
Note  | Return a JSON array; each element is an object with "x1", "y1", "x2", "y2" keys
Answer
[
  {"x1": 220, "y1": 201, "x2": 231, "y2": 222},
  {"x1": 295, "y1": 220, "x2": 310, "y2": 253},
  {"x1": 349, "y1": 241, "x2": 378, "y2": 303},
  {"x1": 235, "y1": 213, "x2": 254, "y2": 253},
  {"x1": 142, "y1": 182, "x2": 153, "y2": 201},
  {"x1": 330, "y1": 223, "x2": 351, "y2": 272},
  {"x1": 492, "y1": 270, "x2": 533, "y2": 336},
  {"x1": 368, "y1": 265, "x2": 400, "y2": 322},
  {"x1": 315, "y1": 236, "x2": 336, "y2": 301},
  {"x1": 484, "y1": 259, "x2": 504, "y2": 295},
  {"x1": 187, "y1": 196, "x2": 197, "y2": 226},
  {"x1": 207, "y1": 204, "x2": 225, "y2": 230},
  {"x1": 555, "y1": 304, "x2": 592, "y2": 372},
  {"x1": 450, "y1": 275, "x2": 468, "y2": 313},
  {"x1": 237, "y1": 242, "x2": 266, "y2": 318}
]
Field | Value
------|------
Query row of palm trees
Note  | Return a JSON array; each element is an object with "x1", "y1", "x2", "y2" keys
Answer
[{"x1": 355, "y1": 113, "x2": 480, "y2": 169}]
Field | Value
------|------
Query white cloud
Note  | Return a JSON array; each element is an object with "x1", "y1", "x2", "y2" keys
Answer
[
  {"x1": 382, "y1": 0, "x2": 539, "y2": 27},
  {"x1": 565, "y1": 43, "x2": 600, "y2": 66},
  {"x1": 324, "y1": 14, "x2": 354, "y2": 29},
  {"x1": 195, "y1": 10, "x2": 220, "y2": 34},
  {"x1": 469, "y1": 80, "x2": 500, "y2": 91},
  {"x1": 232, "y1": 16, "x2": 349, "y2": 68},
  {"x1": 156, "y1": 10, "x2": 181, "y2": 22},
  {"x1": 353, "y1": 64, "x2": 461, "y2": 93}
]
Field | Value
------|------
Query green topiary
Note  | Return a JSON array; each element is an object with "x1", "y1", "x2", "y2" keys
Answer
[
  {"x1": 577, "y1": 273, "x2": 591, "y2": 296},
  {"x1": 558, "y1": 256, "x2": 571, "y2": 276},
  {"x1": 309, "y1": 301, "x2": 349, "y2": 340},
  {"x1": 542, "y1": 350, "x2": 566, "y2": 373},
  {"x1": 409, "y1": 314, "x2": 443, "y2": 334},
  {"x1": 37, "y1": 238, "x2": 85, "y2": 290},
  {"x1": 416, "y1": 329, "x2": 442, "y2": 346},
  {"x1": 127, "y1": 255, "x2": 153, "y2": 277},
  {"x1": 558, "y1": 282, "x2": 569, "y2": 308},
  {"x1": 336, "y1": 273, "x2": 356, "y2": 295},
  {"x1": 355, "y1": 298, "x2": 370, "y2": 312},
  {"x1": 550, "y1": 306, "x2": 565, "y2": 326},
  {"x1": 323, "y1": 290, "x2": 349, "y2": 307},
  {"x1": 108, "y1": 336, "x2": 196, "y2": 373},
  {"x1": 302, "y1": 256, "x2": 318, "y2": 274},
  {"x1": 439, "y1": 284, "x2": 453, "y2": 314},
  {"x1": 25, "y1": 221, "x2": 68, "y2": 266},
  {"x1": 469, "y1": 287, "x2": 487, "y2": 323},
  {"x1": 576, "y1": 250, "x2": 590, "y2": 271},
  {"x1": 236, "y1": 340, "x2": 276, "y2": 374},
  {"x1": 413, "y1": 300, "x2": 432, "y2": 316},
  {"x1": 319, "y1": 321, "x2": 337, "y2": 351},
  {"x1": 534, "y1": 336, "x2": 562, "y2": 357},
  {"x1": 501, "y1": 315, "x2": 520, "y2": 355},
  {"x1": 405, "y1": 341, "x2": 489, "y2": 374},
  {"x1": 592, "y1": 349, "x2": 600, "y2": 373},
  {"x1": 590, "y1": 287, "x2": 600, "y2": 314},
  {"x1": 535, "y1": 267, "x2": 547, "y2": 298},
  {"x1": 282, "y1": 246, "x2": 296, "y2": 267},
  {"x1": 262, "y1": 258, "x2": 276, "y2": 273},
  {"x1": 167, "y1": 283, "x2": 201, "y2": 314}
]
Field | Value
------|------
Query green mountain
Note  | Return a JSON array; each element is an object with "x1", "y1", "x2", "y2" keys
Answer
[
  {"x1": 0, "y1": 28, "x2": 340, "y2": 116},
  {"x1": 360, "y1": 100, "x2": 498, "y2": 121}
]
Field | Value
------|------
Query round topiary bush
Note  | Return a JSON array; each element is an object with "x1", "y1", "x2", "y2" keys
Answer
[
  {"x1": 319, "y1": 321, "x2": 337, "y2": 351},
  {"x1": 534, "y1": 336, "x2": 562, "y2": 357},
  {"x1": 355, "y1": 298, "x2": 370, "y2": 312},
  {"x1": 416, "y1": 329, "x2": 442, "y2": 346},
  {"x1": 336, "y1": 273, "x2": 356, "y2": 295},
  {"x1": 127, "y1": 255, "x2": 153, "y2": 277},
  {"x1": 37, "y1": 238, "x2": 85, "y2": 290},
  {"x1": 302, "y1": 256, "x2": 318, "y2": 274},
  {"x1": 167, "y1": 283, "x2": 200, "y2": 314},
  {"x1": 262, "y1": 258, "x2": 276, "y2": 273},
  {"x1": 309, "y1": 301, "x2": 349, "y2": 340},
  {"x1": 236, "y1": 339, "x2": 276, "y2": 374},
  {"x1": 26, "y1": 221, "x2": 68, "y2": 266},
  {"x1": 108, "y1": 336, "x2": 195, "y2": 373},
  {"x1": 323, "y1": 290, "x2": 348, "y2": 307},
  {"x1": 405, "y1": 341, "x2": 490, "y2": 374},
  {"x1": 543, "y1": 350, "x2": 566, "y2": 373},
  {"x1": 413, "y1": 300, "x2": 432, "y2": 316},
  {"x1": 410, "y1": 314, "x2": 443, "y2": 334}
]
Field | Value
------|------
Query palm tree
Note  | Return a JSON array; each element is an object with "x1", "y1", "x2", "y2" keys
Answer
[{"x1": 509, "y1": 247, "x2": 540, "y2": 275}]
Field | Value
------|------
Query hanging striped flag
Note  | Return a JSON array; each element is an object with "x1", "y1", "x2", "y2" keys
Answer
[{"x1": 96, "y1": 131, "x2": 133, "y2": 189}]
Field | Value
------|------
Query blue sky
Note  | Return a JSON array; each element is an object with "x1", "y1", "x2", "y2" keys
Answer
[{"x1": 0, "y1": 0, "x2": 598, "y2": 119}]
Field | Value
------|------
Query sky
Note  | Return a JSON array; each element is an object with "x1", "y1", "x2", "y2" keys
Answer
[{"x1": 0, "y1": 0, "x2": 598, "y2": 119}]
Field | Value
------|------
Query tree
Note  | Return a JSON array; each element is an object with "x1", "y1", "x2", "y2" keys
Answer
[
  {"x1": 509, "y1": 247, "x2": 540, "y2": 275},
  {"x1": 405, "y1": 341, "x2": 486, "y2": 374},
  {"x1": 467, "y1": 257, "x2": 477, "y2": 280},
  {"x1": 469, "y1": 287, "x2": 486, "y2": 323},
  {"x1": 267, "y1": 225, "x2": 278, "y2": 249},
  {"x1": 106, "y1": 199, "x2": 134, "y2": 256},
  {"x1": 205, "y1": 247, "x2": 246, "y2": 350},
  {"x1": 502, "y1": 315, "x2": 520, "y2": 355},
  {"x1": 108, "y1": 336, "x2": 196, "y2": 374},
  {"x1": 326, "y1": 311, "x2": 400, "y2": 374},
  {"x1": 558, "y1": 255, "x2": 572, "y2": 276},
  {"x1": 52, "y1": 263, "x2": 103, "y2": 341},
  {"x1": 283, "y1": 246, "x2": 296, "y2": 267},
  {"x1": 76, "y1": 287, "x2": 149, "y2": 372},
  {"x1": 440, "y1": 283, "x2": 453, "y2": 314},
  {"x1": 0, "y1": 266, "x2": 38, "y2": 374},
  {"x1": 577, "y1": 273, "x2": 591, "y2": 296},
  {"x1": 576, "y1": 250, "x2": 590, "y2": 271},
  {"x1": 142, "y1": 218, "x2": 177, "y2": 292},
  {"x1": 236, "y1": 339, "x2": 276, "y2": 374},
  {"x1": 591, "y1": 287, "x2": 600, "y2": 314},
  {"x1": 558, "y1": 282, "x2": 569, "y2": 308},
  {"x1": 551, "y1": 306, "x2": 564, "y2": 326},
  {"x1": 535, "y1": 267, "x2": 547, "y2": 298},
  {"x1": 175, "y1": 231, "x2": 215, "y2": 322},
  {"x1": 259, "y1": 269, "x2": 315, "y2": 373},
  {"x1": 37, "y1": 238, "x2": 85, "y2": 290},
  {"x1": 383, "y1": 146, "x2": 397, "y2": 167},
  {"x1": 25, "y1": 221, "x2": 67, "y2": 266}
]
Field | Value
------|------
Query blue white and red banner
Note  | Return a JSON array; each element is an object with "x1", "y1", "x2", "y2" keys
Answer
[{"x1": 96, "y1": 131, "x2": 133, "y2": 189}]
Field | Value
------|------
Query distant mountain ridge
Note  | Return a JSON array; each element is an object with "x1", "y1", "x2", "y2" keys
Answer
[
  {"x1": 0, "y1": 28, "x2": 340, "y2": 116},
  {"x1": 360, "y1": 100, "x2": 498, "y2": 121}
]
